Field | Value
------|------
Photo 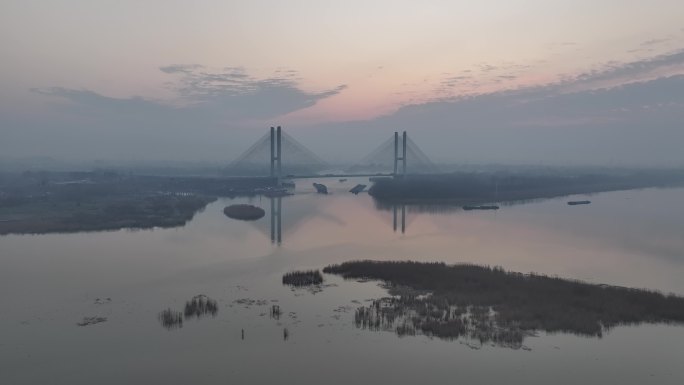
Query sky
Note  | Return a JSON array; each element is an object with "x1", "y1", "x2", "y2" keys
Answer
[{"x1": 2, "y1": 0, "x2": 684, "y2": 166}]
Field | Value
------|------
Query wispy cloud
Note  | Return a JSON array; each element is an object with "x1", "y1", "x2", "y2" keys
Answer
[
  {"x1": 11, "y1": 49, "x2": 684, "y2": 165},
  {"x1": 641, "y1": 37, "x2": 674, "y2": 47},
  {"x1": 556, "y1": 48, "x2": 684, "y2": 92},
  {"x1": 304, "y1": 50, "x2": 684, "y2": 165},
  {"x1": 15, "y1": 67, "x2": 346, "y2": 160},
  {"x1": 35, "y1": 66, "x2": 346, "y2": 122}
]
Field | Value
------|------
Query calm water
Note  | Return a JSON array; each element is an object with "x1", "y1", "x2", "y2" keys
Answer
[{"x1": 2, "y1": 180, "x2": 684, "y2": 384}]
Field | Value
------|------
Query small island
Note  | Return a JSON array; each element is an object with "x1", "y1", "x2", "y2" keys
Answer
[
  {"x1": 223, "y1": 204, "x2": 265, "y2": 221},
  {"x1": 323, "y1": 260, "x2": 684, "y2": 348}
]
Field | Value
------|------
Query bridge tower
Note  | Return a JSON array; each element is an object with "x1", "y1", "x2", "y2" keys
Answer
[
  {"x1": 269, "y1": 126, "x2": 282, "y2": 177},
  {"x1": 393, "y1": 131, "x2": 407, "y2": 176}
]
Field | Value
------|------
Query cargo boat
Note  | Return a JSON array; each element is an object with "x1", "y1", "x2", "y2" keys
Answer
[
  {"x1": 567, "y1": 200, "x2": 591, "y2": 205},
  {"x1": 313, "y1": 183, "x2": 328, "y2": 194},
  {"x1": 463, "y1": 205, "x2": 499, "y2": 211},
  {"x1": 349, "y1": 184, "x2": 367, "y2": 194}
]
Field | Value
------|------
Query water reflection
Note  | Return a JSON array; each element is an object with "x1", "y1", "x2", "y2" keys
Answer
[
  {"x1": 374, "y1": 199, "x2": 463, "y2": 214},
  {"x1": 265, "y1": 195, "x2": 408, "y2": 239},
  {"x1": 392, "y1": 204, "x2": 406, "y2": 234},
  {"x1": 223, "y1": 187, "x2": 684, "y2": 297},
  {"x1": 4, "y1": 187, "x2": 684, "y2": 384},
  {"x1": 263, "y1": 195, "x2": 401, "y2": 244},
  {"x1": 269, "y1": 197, "x2": 282, "y2": 245}
]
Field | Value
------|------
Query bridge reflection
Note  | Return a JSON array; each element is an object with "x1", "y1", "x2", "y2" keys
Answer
[
  {"x1": 264, "y1": 195, "x2": 409, "y2": 246},
  {"x1": 269, "y1": 197, "x2": 282, "y2": 245},
  {"x1": 392, "y1": 204, "x2": 406, "y2": 234}
]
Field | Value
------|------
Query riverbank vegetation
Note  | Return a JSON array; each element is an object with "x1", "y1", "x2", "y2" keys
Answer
[
  {"x1": 323, "y1": 261, "x2": 684, "y2": 348},
  {"x1": 0, "y1": 171, "x2": 276, "y2": 234},
  {"x1": 368, "y1": 169, "x2": 684, "y2": 204},
  {"x1": 0, "y1": 193, "x2": 215, "y2": 235}
]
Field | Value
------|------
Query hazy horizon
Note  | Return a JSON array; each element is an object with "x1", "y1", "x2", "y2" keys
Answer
[
  {"x1": 3, "y1": 1, "x2": 684, "y2": 167},
  {"x1": 4, "y1": 4, "x2": 684, "y2": 383}
]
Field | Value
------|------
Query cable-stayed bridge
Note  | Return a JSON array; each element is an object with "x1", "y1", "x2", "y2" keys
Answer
[{"x1": 226, "y1": 126, "x2": 436, "y2": 178}]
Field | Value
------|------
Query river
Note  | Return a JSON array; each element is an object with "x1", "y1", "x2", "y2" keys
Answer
[{"x1": 1, "y1": 179, "x2": 684, "y2": 384}]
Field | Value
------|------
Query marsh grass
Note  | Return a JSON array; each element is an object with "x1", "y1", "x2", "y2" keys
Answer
[
  {"x1": 282, "y1": 270, "x2": 323, "y2": 287},
  {"x1": 158, "y1": 295, "x2": 218, "y2": 330},
  {"x1": 158, "y1": 309, "x2": 183, "y2": 330},
  {"x1": 270, "y1": 304, "x2": 281, "y2": 320},
  {"x1": 76, "y1": 316, "x2": 107, "y2": 327},
  {"x1": 184, "y1": 295, "x2": 219, "y2": 318},
  {"x1": 325, "y1": 260, "x2": 684, "y2": 348}
]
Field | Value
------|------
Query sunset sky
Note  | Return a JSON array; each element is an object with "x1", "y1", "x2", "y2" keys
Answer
[{"x1": 2, "y1": 0, "x2": 684, "y2": 165}]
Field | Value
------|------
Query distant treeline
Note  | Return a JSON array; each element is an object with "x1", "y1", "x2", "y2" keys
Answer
[
  {"x1": 368, "y1": 169, "x2": 684, "y2": 203},
  {"x1": 0, "y1": 170, "x2": 276, "y2": 201},
  {"x1": 0, "y1": 194, "x2": 215, "y2": 235},
  {"x1": 0, "y1": 171, "x2": 277, "y2": 235},
  {"x1": 223, "y1": 164, "x2": 324, "y2": 177},
  {"x1": 324, "y1": 261, "x2": 684, "y2": 346}
]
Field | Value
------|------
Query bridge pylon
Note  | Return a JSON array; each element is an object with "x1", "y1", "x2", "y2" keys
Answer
[
  {"x1": 393, "y1": 131, "x2": 407, "y2": 176},
  {"x1": 270, "y1": 126, "x2": 282, "y2": 178}
]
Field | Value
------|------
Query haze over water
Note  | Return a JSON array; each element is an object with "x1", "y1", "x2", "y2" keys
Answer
[
  {"x1": 2, "y1": 181, "x2": 684, "y2": 384},
  {"x1": 3, "y1": 1, "x2": 684, "y2": 383}
]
